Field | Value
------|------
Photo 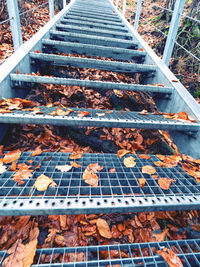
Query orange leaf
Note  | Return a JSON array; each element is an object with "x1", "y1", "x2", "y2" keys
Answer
[
  {"x1": 78, "y1": 111, "x2": 91, "y2": 117},
  {"x1": 10, "y1": 161, "x2": 17, "y2": 171},
  {"x1": 56, "y1": 165, "x2": 72, "y2": 172},
  {"x1": 117, "y1": 149, "x2": 130, "y2": 158},
  {"x1": 142, "y1": 165, "x2": 156, "y2": 175},
  {"x1": 157, "y1": 248, "x2": 183, "y2": 267},
  {"x1": 70, "y1": 161, "x2": 82, "y2": 168},
  {"x1": 139, "y1": 109, "x2": 148, "y2": 115},
  {"x1": 109, "y1": 168, "x2": 116, "y2": 173},
  {"x1": 158, "y1": 178, "x2": 176, "y2": 190},
  {"x1": 138, "y1": 154, "x2": 151, "y2": 160},
  {"x1": 155, "y1": 228, "x2": 169, "y2": 241},
  {"x1": 31, "y1": 146, "x2": 42, "y2": 157},
  {"x1": 96, "y1": 218, "x2": 112, "y2": 239},
  {"x1": 69, "y1": 152, "x2": 83, "y2": 159},
  {"x1": 123, "y1": 156, "x2": 136, "y2": 168},
  {"x1": 3, "y1": 149, "x2": 21, "y2": 164},
  {"x1": 138, "y1": 178, "x2": 146, "y2": 188}
]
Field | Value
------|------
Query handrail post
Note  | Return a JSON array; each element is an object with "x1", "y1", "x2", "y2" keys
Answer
[
  {"x1": 122, "y1": 0, "x2": 126, "y2": 16},
  {"x1": 6, "y1": 0, "x2": 22, "y2": 51},
  {"x1": 162, "y1": 0, "x2": 186, "y2": 66},
  {"x1": 63, "y1": 0, "x2": 66, "y2": 8},
  {"x1": 48, "y1": 0, "x2": 54, "y2": 19},
  {"x1": 134, "y1": 0, "x2": 143, "y2": 31}
]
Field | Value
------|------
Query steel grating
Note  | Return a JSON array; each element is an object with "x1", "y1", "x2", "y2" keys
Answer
[
  {"x1": 0, "y1": 106, "x2": 198, "y2": 131},
  {"x1": 68, "y1": 10, "x2": 119, "y2": 19},
  {"x1": 1, "y1": 152, "x2": 200, "y2": 215},
  {"x1": 56, "y1": 24, "x2": 132, "y2": 39},
  {"x1": 10, "y1": 74, "x2": 173, "y2": 94},
  {"x1": 1, "y1": 239, "x2": 200, "y2": 266},
  {"x1": 49, "y1": 30, "x2": 139, "y2": 49},
  {"x1": 30, "y1": 53, "x2": 156, "y2": 73},
  {"x1": 42, "y1": 39, "x2": 146, "y2": 61}
]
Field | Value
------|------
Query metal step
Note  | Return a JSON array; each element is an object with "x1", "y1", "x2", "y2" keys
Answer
[
  {"x1": 71, "y1": 7, "x2": 115, "y2": 15},
  {"x1": 11, "y1": 74, "x2": 173, "y2": 94},
  {"x1": 60, "y1": 18, "x2": 128, "y2": 31},
  {"x1": 63, "y1": 15, "x2": 124, "y2": 26},
  {"x1": 1, "y1": 239, "x2": 200, "y2": 266},
  {"x1": 0, "y1": 105, "x2": 198, "y2": 131},
  {"x1": 42, "y1": 39, "x2": 146, "y2": 62},
  {"x1": 30, "y1": 52, "x2": 156, "y2": 73},
  {"x1": 68, "y1": 10, "x2": 119, "y2": 19},
  {"x1": 50, "y1": 30, "x2": 138, "y2": 49},
  {"x1": 56, "y1": 24, "x2": 132, "y2": 39},
  {"x1": 1, "y1": 152, "x2": 200, "y2": 216},
  {"x1": 66, "y1": 11, "x2": 121, "y2": 22}
]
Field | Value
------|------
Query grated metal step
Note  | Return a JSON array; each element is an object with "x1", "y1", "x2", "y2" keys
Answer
[
  {"x1": 1, "y1": 239, "x2": 200, "y2": 266},
  {"x1": 42, "y1": 39, "x2": 146, "y2": 62},
  {"x1": 30, "y1": 52, "x2": 156, "y2": 73},
  {"x1": 63, "y1": 15, "x2": 124, "y2": 26},
  {"x1": 10, "y1": 74, "x2": 173, "y2": 94},
  {"x1": 56, "y1": 24, "x2": 132, "y2": 39},
  {"x1": 50, "y1": 30, "x2": 139, "y2": 49},
  {"x1": 60, "y1": 18, "x2": 128, "y2": 31},
  {"x1": 68, "y1": 10, "x2": 119, "y2": 19},
  {"x1": 1, "y1": 152, "x2": 200, "y2": 216},
  {"x1": 71, "y1": 7, "x2": 115, "y2": 15},
  {"x1": 1, "y1": 106, "x2": 197, "y2": 131}
]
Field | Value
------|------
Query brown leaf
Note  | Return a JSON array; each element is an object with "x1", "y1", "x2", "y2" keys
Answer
[
  {"x1": 139, "y1": 109, "x2": 148, "y2": 115},
  {"x1": 49, "y1": 108, "x2": 68, "y2": 116},
  {"x1": 34, "y1": 174, "x2": 57, "y2": 191},
  {"x1": 123, "y1": 156, "x2": 136, "y2": 168},
  {"x1": 82, "y1": 168, "x2": 98, "y2": 187},
  {"x1": 31, "y1": 145, "x2": 42, "y2": 157},
  {"x1": 2, "y1": 239, "x2": 25, "y2": 267},
  {"x1": 87, "y1": 163, "x2": 103, "y2": 173},
  {"x1": 96, "y1": 218, "x2": 112, "y2": 239},
  {"x1": 138, "y1": 178, "x2": 146, "y2": 188},
  {"x1": 69, "y1": 152, "x2": 83, "y2": 159},
  {"x1": 3, "y1": 149, "x2": 21, "y2": 164},
  {"x1": 10, "y1": 161, "x2": 17, "y2": 171},
  {"x1": 56, "y1": 165, "x2": 72, "y2": 172},
  {"x1": 142, "y1": 165, "x2": 156, "y2": 175},
  {"x1": 157, "y1": 247, "x2": 183, "y2": 267},
  {"x1": 109, "y1": 168, "x2": 116, "y2": 173},
  {"x1": 70, "y1": 161, "x2": 82, "y2": 168},
  {"x1": 117, "y1": 149, "x2": 130, "y2": 158},
  {"x1": 138, "y1": 154, "x2": 151, "y2": 160},
  {"x1": 13, "y1": 168, "x2": 33, "y2": 185},
  {"x1": 158, "y1": 178, "x2": 176, "y2": 190},
  {"x1": 155, "y1": 228, "x2": 169, "y2": 241},
  {"x1": 0, "y1": 163, "x2": 7, "y2": 174},
  {"x1": 78, "y1": 111, "x2": 91, "y2": 117}
]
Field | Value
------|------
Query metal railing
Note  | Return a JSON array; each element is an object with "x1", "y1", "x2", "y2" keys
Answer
[{"x1": 114, "y1": 0, "x2": 200, "y2": 67}]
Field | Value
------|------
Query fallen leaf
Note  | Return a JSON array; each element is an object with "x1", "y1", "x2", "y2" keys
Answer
[
  {"x1": 49, "y1": 108, "x2": 67, "y2": 116},
  {"x1": 0, "y1": 163, "x2": 7, "y2": 174},
  {"x1": 96, "y1": 113, "x2": 105, "y2": 117},
  {"x1": 139, "y1": 109, "x2": 148, "y2": 115},
  {"x1": 117, "y1": 149, "x2": 130, "y2": 158},
  {"x1": 56, "y1": 165, "x2": 72, "y2": 172},
  {"x1": 155, "y1": 228, "x2": 169, "y2": 241},
  {"x1": 123, "y1": 156, "x2": 136, "y2": 167},
  {"x1": 87, "y1": 163, "x2": 103, "y2": 173},
  {"x1": 96, "y1": 218, "x2": 112, "y2": 239},
  {"x1": 70, "y1": 161, "x2": 82, "y2": 168},
  {"x1": 78, "y1": 111, "x2": 91, "y2": 117},
  {"x1": 82, "y1": 168, "x2": 98, "y2": 187},
  {"x1": 158, "y1": 178, "x2": 176, "y2": 190},
  {"x1": 109, "y1": 168, "x2": 116, "y2": 173},
  {"x1": 13, "y1": 167, "x2": 33, "y2": 185},
  {"x1": 138, "y1": 178, "x2": 146, "y2": 188},
  {"x1": 142, "y1": 165, "x2": 156, "y2": 175},
  {"x1": 3, "y1": 149, "x2": 21, "y2": 164},
  {"x1": 157, "y1": 247, "x2": 183, "y2": 267},
  {"x1": 31, "y1": 145, "x2": 42, "y2": 157},
  {"x1": 138, "y1": 154, "x2": 151, "y2": 160},
  {"x1": 10, "y1": 161, "x2": 17, "y2": 171},
  {"x1": 2, "y1": 239, "x2": 25, "y2": 267},
  {"x1": 69, "y1": 152, "x2": 83, "y2": 159},
  {"x1": 34, "y1": 174, "x2": 57, "y2": 191}
]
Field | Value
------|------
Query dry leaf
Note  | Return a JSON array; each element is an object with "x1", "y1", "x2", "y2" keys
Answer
[
  {"x1": 82, "y1": 169, "x2": 98, "y2": 187},
  {"x1": 142, "y1": 165, "x2": 156, "y2": 175},
  {"x1": 13, "y1": 167, "x2": 33, "y2": 185},
  {"x1": 69, "y1": 152, "x2": 83, "y2": 159},
  {"x1": 138, "y1": 178, "x2": 146, "y2": 188},
  {"x1": 157, "y1": 247, "x2": 183, "y2": 267},
  {"x1": 70, "y1": 161, "x2": 82, "y2": 168},
  {"x1": 158, "y1": 178, "x2": 176, "y2": 190},
  {"x1": 50, "y1": 108, "x2": 67, "y2": 116},
  {"x1": 31, "y1": 145, "x2": 42, "y2": 157},
  {"x1": 56, "y1": 165, "x2": 72, "y2": 172},
  {"x1": 78, "y1": 111, "x2": 91, "y2": 117},
  {"x1": 2, "y1": 239, "x2": 25, "y2": 267},
  {"x1": 123, "y1": 156, "x2": 136, "y2": 167},
  {"x1": 155, "y1": 228, "x2": 169, "y2": 241},
  {"x1": 96, "y1": 218, "x2": 112, "y2": 239},
  {"x1": 109, "y1": 168, "x2": 116, "y2": 173},
  {"x1": 139, "y1": 109, "x2": 148, "y2": 115},
  {"x1": 34, "y1": 174, "x2": 57, "y2": 191},
  {"x1": 138, "y1": 154, "x2": 151, "y2": 160},
  {"x1": 10, "y1": 161, "x2": 17, "y2": 171},
  {"x1": 3, "y1": 149, "x2": 21, "y2": 164},
  {"x1": 0, "y1": 163, "x2": 7, "y2": 174},
  {"x1": 117, "y1": 149, "x2": 130, "y2": 158}
]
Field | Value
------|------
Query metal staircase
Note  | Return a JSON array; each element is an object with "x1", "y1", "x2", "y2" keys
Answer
[{"x1": 0, "y1": 0, "x2": 200, "y2": 265}]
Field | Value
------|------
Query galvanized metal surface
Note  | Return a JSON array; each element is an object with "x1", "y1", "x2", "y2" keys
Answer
[
  {"x1": 1, "y1": 239, "x2": 200, "y2": 266},
  {"x1": 11, "y1": 74, "x2": 173, "y2": 94},
  {"x1": 1, "y1": 152, "x2": 200, "y2": 216}
]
